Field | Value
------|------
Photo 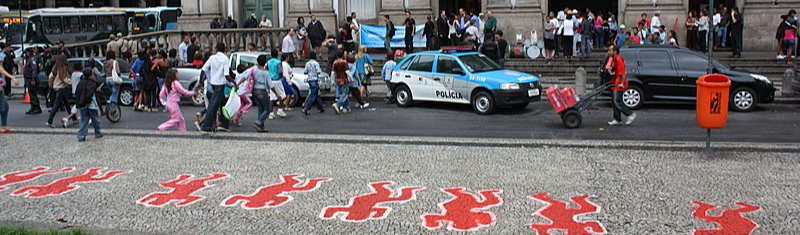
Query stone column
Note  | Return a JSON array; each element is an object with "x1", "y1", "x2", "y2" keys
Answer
[{"x1": 487, "y1": 0, "x2": 543, "y2": 46}]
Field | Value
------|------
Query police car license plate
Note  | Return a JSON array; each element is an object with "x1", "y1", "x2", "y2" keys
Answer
[{"x1": 528, "y1": 89, "x2": 540, "y2": 97}]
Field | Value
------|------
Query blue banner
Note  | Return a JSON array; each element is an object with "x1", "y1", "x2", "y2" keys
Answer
[{"x1": 359, "y1": 24, "x2": 426, "y2": 49}]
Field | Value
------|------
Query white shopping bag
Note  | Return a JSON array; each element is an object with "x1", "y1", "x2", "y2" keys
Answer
[{"x1": 222, "y1": 88, "x2": 241, "y2": 120}]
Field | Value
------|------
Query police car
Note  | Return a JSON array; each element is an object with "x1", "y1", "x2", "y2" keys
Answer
[{"x1": 390, "y1": 49, "x2": 542, "y2": 115}]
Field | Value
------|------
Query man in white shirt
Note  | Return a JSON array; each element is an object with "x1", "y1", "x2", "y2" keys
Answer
[
  {"x1": 199, "y1": 43, "x2": 234, "y2": 134},
  {"x1": 178, "y1": 36, "x2": 189, "y2": 66},
  {"x1": 282, "y1": 29, "x2": 297, "y2": 67},
  {"x1": 550, "y1": 13, "x2": 562, "y2": 57},
  {"x1": 650, "y1": 11, "x2": 662, "y2": 33}
]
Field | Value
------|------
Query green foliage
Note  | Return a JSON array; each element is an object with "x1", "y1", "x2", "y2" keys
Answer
[{"x1": 0, "y1": 226, "x2": 96, "y2": 235}]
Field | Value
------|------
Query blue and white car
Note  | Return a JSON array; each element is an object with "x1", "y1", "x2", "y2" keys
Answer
[{"x1": 390, "y1": 51, "x2": 542, "y2": 115}]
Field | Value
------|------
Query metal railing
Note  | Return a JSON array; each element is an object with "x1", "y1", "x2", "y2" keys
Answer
[{"x1": 65, "y1": 28, "x2": 290, "y2": 58}]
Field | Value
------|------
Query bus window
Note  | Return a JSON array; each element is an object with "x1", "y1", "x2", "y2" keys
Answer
[
  {"x1": 146, "y1": 14, "x2": 157, "y2": 30},
  {"x1": 43, "y1": 17, "x2": 62, "y2": 34},
  {"x1": 81, "y1": 16, "x2": 97, "y2": 32},
  {"x1": 98, "y1": 16, "x2": 112, "y2": 32},
  {"x1": 160, "y1": 10, "x2": 179, "y2": 30},
  {"x1": 64, "y1": 16, "x2": 80, "y2": 34},
  {"x1": 112, "y1": 15, "x2": 125, "y2": 31}
]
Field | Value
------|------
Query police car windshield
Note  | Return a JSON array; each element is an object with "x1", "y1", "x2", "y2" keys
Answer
[{"x1": 458, "y1": 54, "x2": 502, "y2": 73}]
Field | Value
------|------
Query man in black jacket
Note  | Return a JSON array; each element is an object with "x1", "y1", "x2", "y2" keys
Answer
[
  {"x1": 1, "y1": 44, "x2": 14, "y2": 96},
  {"x1": 404, "y1": 11, "x2": 416, "y2": 53},
  {"x1": 243, "y1": 13, "x2": 258, "y2": 28},
  {"x1": 496, "y1": 30, "x2": 509, "y2": 67},
  {"x1": 23, "y1": 48, "x2": 42, "y2": 114},
  {"x1": 308, "y1": 15, "x2": 326, "y2": 55},
  {"x1": 423, "y1": 15, "x2": 436, "y2": 51},
  {"x1": 437, "y1": 11, "x2": 449, "y2": 48}
]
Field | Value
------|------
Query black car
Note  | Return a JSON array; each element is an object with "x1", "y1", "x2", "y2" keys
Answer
[{"x1": 616, "y1": 45, "x2": 775, "y2": 112}]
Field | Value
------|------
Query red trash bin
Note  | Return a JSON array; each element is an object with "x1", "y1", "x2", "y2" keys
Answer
[{"x1": 696, "y1": 74, "x2": 731, "y2": 129}]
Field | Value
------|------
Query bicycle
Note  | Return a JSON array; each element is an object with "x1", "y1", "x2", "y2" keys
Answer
[{"x1": 96, "y1": 83, "x2": 122, "y2": 123}]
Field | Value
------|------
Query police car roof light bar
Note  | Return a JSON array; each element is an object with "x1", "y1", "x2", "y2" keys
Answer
[{"x1": 440, "y1": 46, "x2": 474, "y2": 53}]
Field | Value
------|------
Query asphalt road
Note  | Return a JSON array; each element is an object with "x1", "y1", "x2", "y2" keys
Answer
[
  {"x1": 0, "y1": 131, "x2": 798, "y2": 234},
  {"x1": 6, "y1": 98, "x2": 800, "y2": 143}
]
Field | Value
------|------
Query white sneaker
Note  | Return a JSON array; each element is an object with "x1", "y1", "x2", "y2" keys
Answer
[
  {"x1": 332, "y1": 104, "x2": 340, "y2": 114},
  {"x1": 361, "y1": 103, "x2": 370, "y2": 109},
  {"x1": 625, "y1": 112, "x2": 637, "y2": 125},
  {"x1": 608, "y1": 120, "x2": 621, "y2": 126},
  {"x1": 276, "y1": 109, "x2": 287, "y2": 118},
  {"x1": 268, "y1": 113, "x2": 275, "y2": 120},
  {"x1": 194, "y1": 121, "x2": 201, "y2": 131},
  {"x1": 777, "y1": 55, "x2": 786, "y2": 59}
]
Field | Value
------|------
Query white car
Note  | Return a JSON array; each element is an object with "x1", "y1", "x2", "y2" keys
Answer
[{"x1": 180, "y1": 51, "x2": 332, "y2": 107}]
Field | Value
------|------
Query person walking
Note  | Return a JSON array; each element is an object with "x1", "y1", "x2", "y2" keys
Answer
[
  {"x1": 383, "y1": 51, "x2": 397, "y2": 103},
  {"x1": 23, "y1": 48, "x2": 42, "y2": 115},
  {"x1": 730, "y1": 7, "x2": 743, "y2": 58},
  {"x1": 61, "y1": 63, "x2": 83, "y2": 127},
  {"x1": 267, "y1": 49, "x2": 287, "y2": 119},
  {"x1": 355, "y1": 45, "x2": 374, "y2": 98},
  {"x1": 280, "y1": 54, "x2": 295, "y2": 111},
  {"x1": 252, "y1": 55, "x2": 281, "y2": 132},
  {"x1": 382, "y1": 15, "x2": 397, "y2": 55},
  {"x1": 199, "y1": 43, "x2": 235, "y2": 134},
  {"x1": 157, "y1": 69, "x2": 195, "y2": 131},
  {"x1": 0, "y1": 64, "x2": 19, "y2": 133},
  {"x1": 45, "y1": 55, "x2": 73, "y2": 128},
  {"x1": 347, "y1": 54, "x2": 368, "y2": 109},
  {"x1": 231, "y1": 64, "x2": 253, "y2": 126},
  {"x1": 404, "y1": 11, "x2": 417, "y2": 53},
  {"x1": 302, "y1": 51, "x2": 324, "y2": 115},
  {"x1": 331, "y1": 51, "x2": 351, "y2": 114},
  {"x1": 103, "y1": 51, "x2": 121, "y2": 104},
  {"x1": 74, "y1": 68, "x2": 103, "y2": 142},
  {"x1": 605, "y1": 45, "x2": 636, "y2": 126},
  {"x1": 323, "y1": 35, "x2": 338, "y2": 74}
]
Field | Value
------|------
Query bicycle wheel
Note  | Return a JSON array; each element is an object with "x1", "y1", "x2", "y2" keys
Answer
[{"x1": 106, "y1": 103, "x2": 122, "y2": 123}]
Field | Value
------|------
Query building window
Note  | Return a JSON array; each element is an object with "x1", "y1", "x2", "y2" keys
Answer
[{"x1": 347, "y1": 0, "x2": 376, "y2": 20}]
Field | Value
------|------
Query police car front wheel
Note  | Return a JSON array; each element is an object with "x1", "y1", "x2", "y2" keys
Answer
[
  {"x1": 472, "y1": 91, "x2": 495, "y2": 115},
  {"x1": 395, "y1": 85, "x2": 413, "y2": 107}
]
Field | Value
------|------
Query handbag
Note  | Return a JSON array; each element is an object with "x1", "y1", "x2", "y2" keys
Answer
[
  {"x1": 365, "y1": 63, "x2": 374, "y2": 76},
  {"x1": 111, "y1": 60, "x2": 123, "y2": 84},
  {"x1": 222, "y1": 87, "x2": 241, "y2": 120}
]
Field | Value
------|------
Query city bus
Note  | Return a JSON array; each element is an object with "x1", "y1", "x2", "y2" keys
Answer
[
  {"x1": 0, "y1": 9, "x2": 128, "y2": 45},
  {"x1": 130, "y1": 7, "x2": 181, "y2": 34}
]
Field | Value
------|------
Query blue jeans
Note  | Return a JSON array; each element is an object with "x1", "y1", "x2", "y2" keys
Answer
[
  {"x1": 717, "y1": 26, "x2": 727, "y2": 47},
  {"x1": 335, "y1": 84, "x2": 350, "y2": 111},
  {"x1": 105, "y1": 78, "x2": 120, "y2": 103},
  {"x1": 385, "y1": 37, "x2": 392, "y2": 55},
  {"x1": 47, "y1": 88, "x2": 72, "y2": 124},
  {"x1": 252, "y1": 89, "x2": 272, "y2": 128},
  {"x1": 0, "y1": 92, "x2": 8, "y2": 126},
  {"x1": 77, "y1": 108, "x2": 102, "y2": 139},
  {"x1": 201, "y1": 84, "x2": 229, "y2": 131},
  {"x1": 594, "y1": 27, "x2": 604, "y2": 48},
  {"x1": 304, "y1": 80, "x2": 324, "y2": 111},
  {"x1": 580, "y1": 35, "x2": 592, "y2": 58}
]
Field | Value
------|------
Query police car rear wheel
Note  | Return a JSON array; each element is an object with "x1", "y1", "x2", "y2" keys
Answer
[
  {"x1": 730, "y1": 87, "x2": 756, "y2": 112},
  {"x1": 396, "y1": 85, "x2": 413, "y2": 107},
  {"x1": 472, "y1": 91, "x2": 495, "y2": 115}
]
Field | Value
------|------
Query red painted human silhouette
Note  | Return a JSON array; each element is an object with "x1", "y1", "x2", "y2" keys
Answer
[
  {"x1": 529, "y1": 193, "x2": 607, "y2": 235},
  {"x1": 692, "y1": 201, "x2": 761, "y2": 235},
  {"x1": 320, "y1": 181, "x2": 424, "y2": 222},
  {"x1": 138, "y1": 173, "x2": 229, "y2": 207},
  {"x1": 0, "y1": 167, "x2": 75, "y2": 191},
  {"x1": 11, "y1": 167, "x2": 130, "y2": 198},
  {"x1": 421, "y1": 187, "x2": 503, "y2": 231},
  {"x1": 222, "y1": 174, "x2": 330, "y2": 209}
]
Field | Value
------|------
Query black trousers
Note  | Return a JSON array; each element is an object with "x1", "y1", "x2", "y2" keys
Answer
[
  {"x1": 25, "y1": 77, "x2": 40, "y2": 109},
  {"x1": 405, "y1": 36, "x2": 414, "y2": 53},
  {"x1": 439, "y1": 36, "x2": 449, "y2": 48}
]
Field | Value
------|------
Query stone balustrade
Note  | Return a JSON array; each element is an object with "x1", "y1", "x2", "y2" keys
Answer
[{"x1": 65, "y1": 28, "x2": 290, "y2": 58}]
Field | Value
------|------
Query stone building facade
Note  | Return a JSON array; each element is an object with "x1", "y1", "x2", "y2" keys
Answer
[{"x1": 178, "y1": 0, "x2": 799, "y2": 51}]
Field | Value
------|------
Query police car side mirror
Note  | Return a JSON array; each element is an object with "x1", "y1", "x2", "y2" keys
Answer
[{"x1": 452, "y1": 68, "x2": 465, "y2": 75}]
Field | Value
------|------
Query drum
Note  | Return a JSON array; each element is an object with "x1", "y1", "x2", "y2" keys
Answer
[
  {"x1": 524, "y1": 39, "x2": 532, "y2": 47},
  {"x1": 536, "y1": 40, "x2": 545, "y2": 48},
  {"x1": 527, "y1": 46, "x2": 541, "y2": 59},
  {"x1": 511, "y1": 45, "x2": 525, "y2": 58}
]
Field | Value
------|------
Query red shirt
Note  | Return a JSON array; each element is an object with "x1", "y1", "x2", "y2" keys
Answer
[{"x1": 608, "y1": 55, "x2": 627, "y2": 92}]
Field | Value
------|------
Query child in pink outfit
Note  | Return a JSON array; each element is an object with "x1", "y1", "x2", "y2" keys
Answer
[
  {"x1": 233, "y1": 65, "x2": 254, "y2": 126},
  {"x1": 158, "y1": 69, "x2": 195, "y2": 131}
]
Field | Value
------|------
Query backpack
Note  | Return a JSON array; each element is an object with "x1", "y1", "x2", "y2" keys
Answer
[{"x1": 75, "y1": 76, "x2": 98, "y2": 108}]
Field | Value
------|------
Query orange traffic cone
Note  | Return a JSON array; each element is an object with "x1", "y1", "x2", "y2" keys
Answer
[{"x1": 21, "y1": 91, "x2": 30, "y2": 104}]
